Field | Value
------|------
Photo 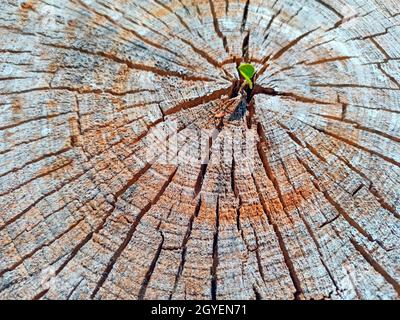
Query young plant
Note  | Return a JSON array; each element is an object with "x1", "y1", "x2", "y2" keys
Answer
[
  {"x1": 238, "y1": 63, "x2": 256, "y2": 89},
  {"x1": 213, "y1": 63, "x2": 257, "y2": 120}
]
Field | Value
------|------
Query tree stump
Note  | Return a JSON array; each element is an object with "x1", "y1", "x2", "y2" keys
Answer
[{"x1": 0, "y1": 0, "x2": 399, "y2": 300}]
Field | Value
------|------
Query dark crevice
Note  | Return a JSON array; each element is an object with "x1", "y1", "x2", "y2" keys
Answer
[
  {"x1": 246, "y1": 99, "x2": 255, "y2": 129},
  {"x1": 252, "y1": 285, "x2": 263, "y2": 300},
  {"x1": 236, "y1": 196, "x2": 242, "y2": 233},
  {"x1": 32, "y1": 289, "x2": 49, "y2": 300},
  {"x1": 42, "y1": 43, "x2": 213, "y2": 83},
  {"x1": 315, "y1": 0, "x2": 344, "y2": 18},
  {"x1": 336, "y1": 155, "x2": 399, "y2": 219},
  {"x1": 319, "y1": 214, "x2": 340, "y2": 228},
  {"x1": 241, "y1": 0, "x2": 250, "y2": 33},
  {"x1": 209, "y1": 0, "x2": 230, "y2": 54},
  {"x1": 350, "y1": 239, "x2": 400, "y2": 295},
  {"x1": 314, "y1": 113, "x2": 400, "y2": 144},
  {"x1": 66, "y1": 278, "x2": 84, "y2": 300},
  {"x1": 352, "y1": 184, "x2": 364, "y2": 196},
  {"x1": 338, "y1": 95, "x2": 348, "y2": 120},
  {"x1": 310, "y1": 82, "x2": 398, "y2": 91},
  {"x1": 153, "y1": 0, "x2": 192, "y2": 33},
  {"x1": 178, "y1": 36, "x2": 234, "y2": 80},
  {"x1": 263, "y1": 8, "x2": 282, "y2": 43},
  {"x1": 229, "y1": 79, "x2": 242, "y2": 98},
  {"x1": 178, "y1": 37, "x2": 221, "y2": 68},
  {"x1": 276, "y1": 91, "x2": 334, "y2": 105},
  {"x1": 0, "y1": 151, "x2": 85, "y2": 234},
  {"x1": 165, "y1": 86, "x2": 231, "y2": 117},
  {"x1": 256, "y1": 123, "x2": 294, "y2": 223},
  {"x1": 272, "y1": 28, "x2": 319, "y2": 61},
  {"x1": 306, "y1": 55, "x2": 354, "y2": 66},
  {"x1": 279, "y1": 157, "x2": 341, "y2": 294},
  {"x1": 76, "y1": 0, "x2": 180, "y2": 57},
  {"x1": 55, "y1": 229, "x2": 97, "y2": 276},
  {"x1": 377, "y1": 63, "x2": 400, "y2": 89},
  {"x1": 296, "y1": 156, "x2": 388, "y2": 251},
  {"x1": 254, "y1": 236, "x2": 266, "y2": 283},
  {"x1": 369, "y1": 186, "x2": 400, "y2": 219},
  {"x1": 308, "y1": 124, "x2": 400, "y2": 167},
  {"x1": 194, "y1": 164, "x2": 208, "y2": 197},
  {"x1": 286, "y1": 7, "x2": 303, "y2": 25},
  {"x1": 0, "y1": 110, "x2": 73, "y2": 131},
  {"x1": 0, "y1": 147, "x2": 71, "y2": 180},
  {"x1": 231, "y1": 156, "x2": 239, "y2": 198},
  {"x1": 137, "y1": 231, "x2": 165, "y2": 299},
  {"x1": 169, "y1": 196, "x2": 202, "y2": 300},
  {"x1": 115, "y1": 163, "x2": 152, "y2": 199},
  {"x1": 277, "y1": 121, "x2": 304, "y2": 147},
  {"x1": 251, "y1": 84, "x2": 278, "y2": 97},
  {"x1": 0, "y1": 159, "x2": 73, "y2": 198},
  {"x1": 211, "y1": 196, "x2": 220, "y2": 300},
  {"x1": 90, "y1": 167, "x2": 178, "y2": 299},
  {"x1": 242, "y1": 32, "x2": 250, "y2": 59},
  {"x1": 194, "y1": 129, "x2": 220, "y2": 197},
  {"x1": 251, "y1": 172, "x2": 303, "y2": 300},
  {"x1": 1, "y1": 89, "x2": 202, "y2": 282},
  {"x1": 0, "y1": 217, "x2": 84, "y2": 277}
]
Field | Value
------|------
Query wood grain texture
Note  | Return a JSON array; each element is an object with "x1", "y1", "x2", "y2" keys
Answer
[{"x1": 0, "y1": 0, "x2": 399, "y2": 300}]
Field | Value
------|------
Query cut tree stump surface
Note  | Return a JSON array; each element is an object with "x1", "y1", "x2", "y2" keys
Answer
[{"x1": 0, "y1": 0, "x2": 399, "y2": 300}]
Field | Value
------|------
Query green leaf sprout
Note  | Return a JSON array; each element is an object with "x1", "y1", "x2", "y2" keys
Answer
[{"x1": 238, "y1": 63, "x2": 256, "y2": 89}]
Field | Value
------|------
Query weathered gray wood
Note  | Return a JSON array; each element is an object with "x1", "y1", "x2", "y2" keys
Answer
[{"x1": 0, "y1": 0, "x2": 399, "y2": 300}]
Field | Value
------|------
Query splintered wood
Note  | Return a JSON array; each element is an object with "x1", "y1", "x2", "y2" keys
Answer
[{"x1": 0, "y1": 0, "x2": 399, "y2": 300}]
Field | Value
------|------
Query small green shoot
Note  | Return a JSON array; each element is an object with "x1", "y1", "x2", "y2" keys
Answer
[{"x1": 238, "y1": 63, "x2": 256, "y2": 89}]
